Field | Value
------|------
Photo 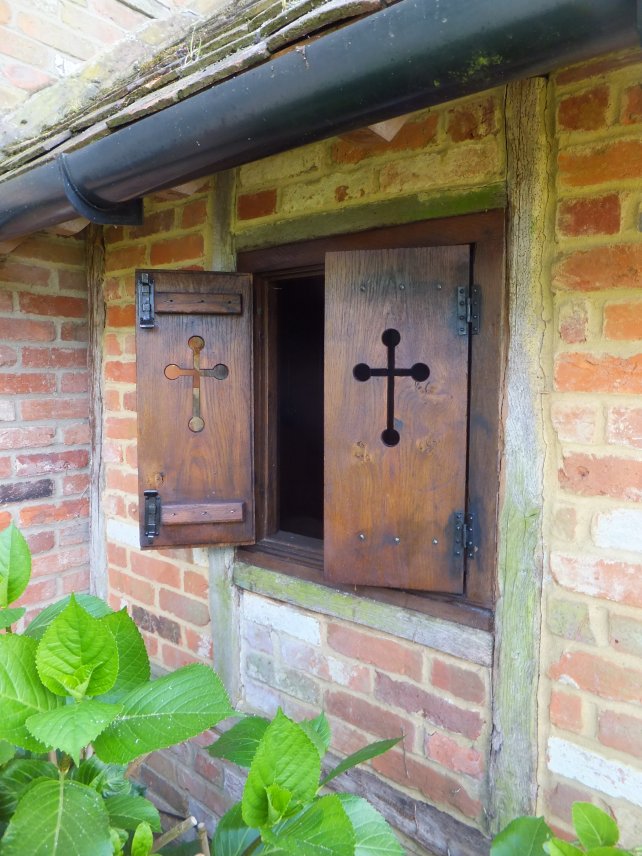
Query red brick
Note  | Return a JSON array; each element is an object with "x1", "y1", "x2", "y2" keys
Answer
[
  {"x1": 18, "y1": 235, "x2": 85, "y2": 266},
  {"x1": 150, "y1": 234, "x2": 204, "y2": 265},
  {"x1": 128, "y1": 209, "x2": 174, "y2": 239},
  {"x1": 61, "y1": 569, "x2": 90, "y2": 594},
  {"x1": 0, "y1": 345, "x2": 17, "y2": 367},
  {"x1": 0, "y1": 260, "x2": 51, "y2": 287},
  {"x1": 559, "y1": 453, "x2": 642, "y2": 501},
  {"x1": 126, "y1": 447, "x2": 137, "y2": 471},
  {"x1": 22, "y1": 347, "x2": 87, "y2": 368},
  {"x1": 159, "y1": 589, "x2": 209, "y2": 626},
  {"x1": 105, "y1": 468, "x2": 138, "y2": 495},
  {"x1": 109, "y1": 568, "x2": 155, "y2": 605},
  {"x1": 185, "y1": 627, "x2": 213, "y2": 660},
  {"x1": 545, "y1": 781, "x2": 595, "y2": 825},
  {"x1": 61, "y1": 321, "x2": 88, "y2": 342},
  {"x1": 604, "y1": 302, "x2": 642, "y2": 341},
  {"x1": 558, "y1": 302, "x2": 588, "y2": 344},
  {"x1": 550, "y1": 689, "x2": 582, "y2": 733},
  {"x1": 16, "y1": 578, "x2": 58, "y2": 607},
  {"x1": 22, "y1": 398, "x2": 89, "y2": 421},
  {"x1": 130, "y1": 552, "x2": 181, "y2": 588},
  {"x1": 558, "y1": 140, "x2": 642, "y2": 187},
  {"x1": 372, "y1": 750, "x2": 481, "y2": 819},
  {"x1": 0, "y1": 291, "x2": 13, "y2": 311},
  {"x1": 598, "y1": 709, "x2": 642, "y2": 759},
  {"x1": 104, "y1": 360, "x2": 136, "y2": 384},
  {"x1": 431, "y1": 659, "x2": 485, "y2": 705},
  {"x1": 123, "y1": 391, "x2": 137, "y2": 411},
  {"x1": 106, "y1": 304, "x2": 135, "y2": 328},
  {"x1": 551, "y1": 553, "x2": 642, "y2": 609},
  {"x1": 62, "y1": 423, "x2": 90, "y2": 445},
  {"x1": 63, "y1": 474, "x2": 90, "y2": 496},
  {"x1": 0, "y1": 426, "x2": 55, "y2": 450},
  {"x1": 131, "y1": 605, "x2": 181, "y2": 643},
  {"x1": 607, "y1": 407, "x2": 642, "y2": 449},
  {"x1": 326, "y1": 690, "x2": 414, "y2": 743},
  {"x1": 375, "y1": 672, "x2": 483, "y2": 739},
  {"x1": 425, "y1": 732, "x2": 484, "y2": 779},
  {"x1": 160, "y1": 643, "x2": 198, "y2": 670},
  {"x1": 58, "y1": 269, "x2": 86, "y2": 292},
  {"x1": 59, "y1": 521, "x2": 89, "y2": 547},
  {"x1": 558, "y1": 86, "x2": 609, "y2": 131},
  {"x1": 550, "y1": 651, "x2": 642, "y2": 703},
  {"x1": 620, "y1": 83, "x2": 642, "y2": 124},
  {"x1": 105, "y1": 416, "x2": 137, "y2": 441},
  {"x1": 107, "y1": 542, "x2": 128, "y2": 568},
  {"x1": 0, "y1": 317, "x2": 56, "y2": 342},
  {"x1": 236, "y1": 189, "x2": 277, "y2": 221},
  {"x1": 0, "y1": 480, "x2": 54, "y2": 505},
  {"x1": 61, "y1": 372, "x2": 88, "y2": 394},
  {"x1": 553, "y1": 244, "x2": 642, "y2": 291},
  {"x1": 104, "y1": 334, "x2": 122, "y2": 357},
  {"x1": 557, "y1": 194, "x2": 620, "y2": 237},
  {"x1": 550, "y1": 404, "x2": 597, "y2": 444},
  {"x1": 105, "y1": 244, "x2": 147, "y2": 273},
  {"x1": 24, "y1": 530, "x2": 55, "y2": 555},
  {"x1": 19, "y1": 498, "x2": 88, "y2": 526},
  {"x1": 0, "y1": 372, "x2": 55, "y2": 394},
  {"x1": 446, "y1": 97, "x2": 496, "y2": 142},
  {"x1": 103, "y1": 493, "x2": 127, "y2": 518},
  {"x1": 15, "y1": 449, "x2": 89, "y2": 477},
  {"x1": 184, "y1": 570, "x2": 208, "y2": 599},
  {"x1": 0, "y1": 511, "x2": 12, "y2": 529},
  {"x1": 327, "y1": 623, "x2": 423, "y2": 680},
  {"x1": 333, "y1": 113, "x2": 439, "y2": 164},
  {"x1": 0, "y1": 457, "x2": 11, "y2": 478},
  {"x1": 555, "y1": 353, "x2": 642, "y2": 394},
  {"x1": 181, "y1": 199, "x2": 208, "y2": 229},
  {"x1": 18, "y1": 293, "x2": 86, "y2": 319},
  {"x1": 556, "y1": 51, "x2": 641, "y2": 85}
]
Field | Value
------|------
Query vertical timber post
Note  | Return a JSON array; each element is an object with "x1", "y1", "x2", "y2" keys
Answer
[
  {"x1": 87, "y1": 224, "x2": 108, "y2": 599},
  {"x1": 489, "y1": 77, "x2": 553, "y2": 832},
  {"x1": 208, "y1": 170, "x2": 242, "y2": 705}
]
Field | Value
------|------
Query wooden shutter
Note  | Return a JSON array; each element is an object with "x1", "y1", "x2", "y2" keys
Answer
[
  {"x1": 324, "y1": 247, "x2": 470, "y2": 591},
  {"x1": 135, "y1": 269, "x2": 254, "y2": 549}
]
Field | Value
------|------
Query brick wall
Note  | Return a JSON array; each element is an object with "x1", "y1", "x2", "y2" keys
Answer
[
  {"x1": 0, "y1": 232, "x2": 90, "y2": 620},
  {"x1": 542, "y1": 48, "x2": 642, "y2": 846}
]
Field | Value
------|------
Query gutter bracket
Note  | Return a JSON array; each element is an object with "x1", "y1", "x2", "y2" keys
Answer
[{"x1": 59, "y1": 155, "x2": 143, "y2": 226}]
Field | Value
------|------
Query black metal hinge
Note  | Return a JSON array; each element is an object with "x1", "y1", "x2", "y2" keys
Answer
[
  {"x1": 456, "y1": 285, "x2": 481, "y2": 335},
  {"x1": 137, "y1": 272, "x2": 155, "y2": 328},
  {"x1": 143, "y1": 490, "x2": 161, "y2": 544},
  {"x1": 454, "y1": 511, "x2": 476, "y2": 560}
]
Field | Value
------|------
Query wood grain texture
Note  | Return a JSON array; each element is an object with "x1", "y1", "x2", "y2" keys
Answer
[
  {"x1": 155, "y1": 291, "x2": 242, "y2": 314},
  {"x1": 488, "y1": 78, "x2": 550, "y2": 833},
  {"x1": 163, "y1": 501, "x2": 244, "y2": 524},
  {"x1": 324, "y1": 247, "x2": 470, "y2": 591},
  {"x1": 136, "y1": 269, "x2": 254, "y2": 548}
]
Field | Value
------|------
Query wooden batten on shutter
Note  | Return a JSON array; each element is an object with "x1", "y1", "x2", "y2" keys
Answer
[
  {"x1": 135, "y1": 269, "x2": 254, "y2": 549},
  {"x1": 324, "y1": 247, "x2": 470, "y2": 591}
]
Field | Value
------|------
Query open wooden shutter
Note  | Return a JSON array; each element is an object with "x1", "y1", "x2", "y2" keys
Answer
[
  {"x1": 135, "y1": 269, "x2": 254, "y2": 549},
  {"x1": 324, "y1": 247, "x2": 470, "y2": 591}
]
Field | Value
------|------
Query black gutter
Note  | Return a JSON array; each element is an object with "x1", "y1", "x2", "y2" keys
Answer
[{"x1": 0, "y1": 0, "x2": 639, "y2": 241}]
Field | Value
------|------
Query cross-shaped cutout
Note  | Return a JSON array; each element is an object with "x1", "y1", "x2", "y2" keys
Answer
[
  {"x1": 353, "y1": 328, "x2": 429, "y2": 446},
  {"x1": 164, "y1": 335, "x2": 228, "y2": 433}
]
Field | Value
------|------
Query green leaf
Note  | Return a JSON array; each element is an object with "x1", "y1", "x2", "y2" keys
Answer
[
  {"x1": 545, "y1": 840, "x2": 584, "y2": 856},
  {"x1": 35, "y1": 595, "x2": 119, "y2": 699},
  {"x1": 586, "y1": 849, "x2": 632, "y2": 855},
  {"x1": 97, "y1": 610, "x2": 150, "y2": 703},
  {"x1": 242, "y1": 710, "x2": 320, "y2": 829},
  {"x1": 0, "y1": 759, "x2": 58, "y2": 822},
  {"x1": 491, "y1": 816, "x2": 552, "y2": 856},
  {"x1": 207, "y1": 716, "x2": 270, "y2": 767},
  {"x1": 26, "y1": 699, "x2": 122, "y2": 765},
  {"x1": 0, "y1": 524, "x2": 31, "y2": 608},
  {"x1": 93, "y1": 664, "x2": 233, "y2": 764},
  {"x1": 110, "y1": 827, "x2": 127, "y2": 856},
  {"x1": 212, "y1": 802, "x2": 260, "y2": 856},
  {"x1": 131, "y1": 822, "x2": 154, "y2": 856},
  {"x1": 0, "y1": 740, "x2": 15, "y2": 766},
  {"x1": 573, "y1": 803, "x2": 619, "y2": 849},
  {"x1": 261, "y1": 794, "x2": 356, "y2": 855},
  {"x1": 0, "y1": 634, "x2": 62, "y2": 752},
  {"x1": 104, "y1": 794, "x2": 161, "y2": 832},
  {"x1": 338, "y1": 794, "x2": 404, "y2": 855},
  {"x1": 0, "y1": 778, "x2": 112, "y2": 856},
  {"x1": 70, "y1": 756, "x2": 131, "y2": 797},
  {"x1": 299, "y1": 713, "x2": 331, "y2": 758},
  {"x1": 0, "y1": 608, "x2": 26, "y2": 631},
  {"x1": 319, "y1": 738, "x2": 401, "y2": 788},
  {"x1": 24, "y1": 595, "x2": 113, "y2": 641}
]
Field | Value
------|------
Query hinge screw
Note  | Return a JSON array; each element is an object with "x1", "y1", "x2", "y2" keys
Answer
[
  {"x1": 432, "y1": 538, "x2": 438, "y2": 545},
  {"x1": 394, "y1": 536, "x2": 400, "y2": 544},
  {"x1": 358, "y1": 533, "x2": 366, "y2": 541}
]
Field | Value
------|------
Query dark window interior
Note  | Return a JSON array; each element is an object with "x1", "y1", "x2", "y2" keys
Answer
[{"x1": 274, "y1": 274, "x2": 324, "y2": 539}]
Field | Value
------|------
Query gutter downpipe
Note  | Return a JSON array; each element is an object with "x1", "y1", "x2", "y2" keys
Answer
[{"x1": 0, "y1": 0, "x2": 639, "y2": 241}]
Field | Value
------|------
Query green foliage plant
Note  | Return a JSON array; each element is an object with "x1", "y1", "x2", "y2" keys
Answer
[
  {"x1": 491, "y1": 802, "x2": 642, "y2": 856},
  {"x1": 207, "y1": 709, "x2": 405, "y2": 855},
  {"x1": 0, "y1": 523, "x2": 234, "y2": 856}
]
